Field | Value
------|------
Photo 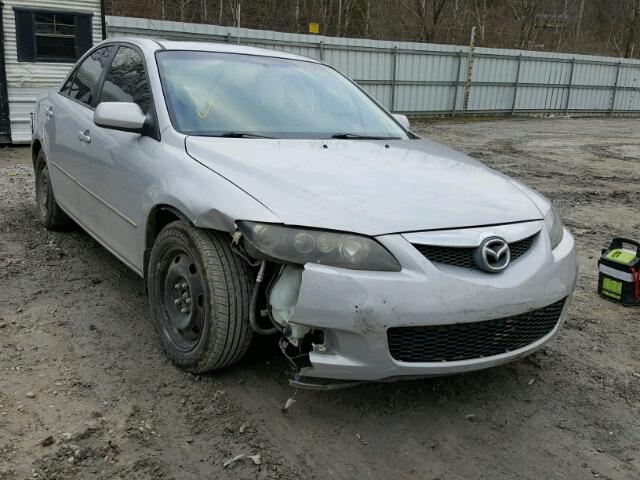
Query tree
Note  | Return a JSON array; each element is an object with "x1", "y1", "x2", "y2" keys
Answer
[
  {"x1": 471, "y1": 0, "x2": 489, "y2": 45},
  {"x1": 105, "y1": 0, "x2": 640, "y2": 58},
  {"x1": 400, "y1": 0, "x2": 449, "y2": 42},
  {"x1": 624, "y1": 0, "x2": 640, "y2": 58},
  {"x1": 507, "y1": 0, "x2": 542, "y2": 49}
]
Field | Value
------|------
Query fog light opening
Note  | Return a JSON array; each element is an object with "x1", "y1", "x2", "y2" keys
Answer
[{"x1": 279, "y1": 328, "x2": 325, "y2": 366}]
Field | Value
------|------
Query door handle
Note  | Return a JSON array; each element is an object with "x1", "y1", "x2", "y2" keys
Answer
[
  {"x1": 45, "y1": 106, "x2": 54, "y2": 118},
  {"x1": 78, "y1": 130, "x2": 91, "y2": 143}
]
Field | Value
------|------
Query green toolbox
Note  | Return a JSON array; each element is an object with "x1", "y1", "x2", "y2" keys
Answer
[{"x1": 598, "y1": 237, "x2": 640, "y2": 306}]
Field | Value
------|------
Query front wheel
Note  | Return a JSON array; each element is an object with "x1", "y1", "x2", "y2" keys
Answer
[{"x1": 147, "y1": 221, "x2": 254, "y2": 373}]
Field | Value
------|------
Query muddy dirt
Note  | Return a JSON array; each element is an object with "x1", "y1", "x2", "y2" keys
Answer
[{"x1": 1, "y1": 117, "x2": 639, "y2": 479}]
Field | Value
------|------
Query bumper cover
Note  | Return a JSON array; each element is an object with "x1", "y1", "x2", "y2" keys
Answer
[{"x1": 290, "y1": 222, "x2": 578, "y2": 381}]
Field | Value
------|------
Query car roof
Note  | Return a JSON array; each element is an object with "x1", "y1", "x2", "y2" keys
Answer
[{"x1": 104, "y1": 37, "x2": 320, "y2": 63}]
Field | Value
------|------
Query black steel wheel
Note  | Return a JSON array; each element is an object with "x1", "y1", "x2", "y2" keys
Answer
[
  {"x1": 34, "y1": 150, "x2": 71, "y2": 229},
  {"x1": 148, "y1": 221, "x2": 254, "y2": 373},
  {"x1": 161, "y1": 248, "x2": 206, "y2": 352}
]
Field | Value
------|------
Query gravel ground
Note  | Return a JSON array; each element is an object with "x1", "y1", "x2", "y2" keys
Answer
[{"x1": 1, "y1": 117, "x2": 639, "y2": 480}]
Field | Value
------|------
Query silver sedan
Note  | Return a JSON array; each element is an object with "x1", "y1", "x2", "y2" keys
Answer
[{"x1": 32, "y1": 38, "x2": 577, "y2": 384}]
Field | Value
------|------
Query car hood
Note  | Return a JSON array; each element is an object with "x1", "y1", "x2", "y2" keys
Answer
[{"x1": 185, "y1": 137, "x2": 543, "y2": 235}]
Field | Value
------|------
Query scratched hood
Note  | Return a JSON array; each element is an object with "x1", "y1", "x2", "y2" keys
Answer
[{"x1": 185, "y1": 137, "x2": 544, "y2": 235}]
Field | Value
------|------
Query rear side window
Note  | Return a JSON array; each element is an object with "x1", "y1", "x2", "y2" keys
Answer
[
  {"x1": 59, "y1": 75, "x2": 75, "y2": 96},
  {"x1": 98, "y1": 46, "x2": 152, "y2": 114},
  {"x1": 64, "y1": 46, "x2": 113, "y2": 106}
]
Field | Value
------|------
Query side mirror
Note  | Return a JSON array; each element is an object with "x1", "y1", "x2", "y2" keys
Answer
[
  {"x1": 94, "y1": 102, "x2": 146, "y2": 134},
  {"x1": 393, "y1": 113, "x2": 410, "y2": 130}
]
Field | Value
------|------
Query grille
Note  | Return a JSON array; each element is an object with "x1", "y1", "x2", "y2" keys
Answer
[
  {"x1": 413, "y1": 234, "x2": 536, "y2": 269},
  {"x1": 387, "y1": 298, "x2": 566, "y2": 363},
  {"x1": 510, "y1": 235, "x2": 535, "y2": 260}
]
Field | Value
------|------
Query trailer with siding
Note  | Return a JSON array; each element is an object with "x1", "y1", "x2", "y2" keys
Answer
[{"x1": 0, "y1": 0, "x2": 104, "y2": 143}]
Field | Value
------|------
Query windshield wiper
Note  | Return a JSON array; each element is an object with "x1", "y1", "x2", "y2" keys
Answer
[
  {"x1": 330, "y1": 133, "x2": 401, "y2": 140},
  {"x1": 212, "y1": 132, "x2": 275, "y2": 139}
]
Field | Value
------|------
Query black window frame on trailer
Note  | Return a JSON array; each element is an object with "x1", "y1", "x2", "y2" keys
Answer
[{"x1": 14, "y1": 7, "x2": 93, "y2": 63}]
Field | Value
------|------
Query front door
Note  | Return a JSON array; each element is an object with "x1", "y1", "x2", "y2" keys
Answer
[
  {"x1": 0, "y1": 3, "x2": 11, "y2": 143},
  {"x1": 75, "y1": 44, "x2": 158, "y2": 271}
]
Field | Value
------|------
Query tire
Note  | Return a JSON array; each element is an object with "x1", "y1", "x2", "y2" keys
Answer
[
  {"x1": 147, "y1": 220, "x2": 254, "y2": 373},
  {"x1": 34, "y1": 150, "x2": 71, "y2": 230}
]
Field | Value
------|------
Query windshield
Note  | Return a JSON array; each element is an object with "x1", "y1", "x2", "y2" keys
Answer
[{"x1": 156, "y1": 50, "x2": 408, "y2": 139}]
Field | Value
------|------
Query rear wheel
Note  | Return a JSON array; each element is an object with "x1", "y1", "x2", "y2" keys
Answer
[
  {"x1": 34, "y1": 151, "x2": 71, "y2": 229},
  {"x1": 148, "y1": 221, "x2": 254, "y2": 373}
]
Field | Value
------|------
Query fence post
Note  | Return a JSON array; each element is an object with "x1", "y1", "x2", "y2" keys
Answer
[
  {"x1": 451, "y1": 51, "x2": 463, "y2": 116},
  {"x1": 511, "y1": 54, "x2": 522, "y2": 115},
  {"x1": 462, "y1": 26, "x2": 476, "y2": 114},
  {"x1": 236, "y1": 2, "x2": 241, "y2": 45},
  {"x1": 390, "y1": 46, "x2": 398, "y2": 111},
  {"x1": 564, "y1": 57, "x2": 575, "y2": 116},
  {"x1": 610, "y1": 61, "x2": 621, "y2": 116},
  {"x1": 319, "y1": 40, "x2": 324, "y2": 62}
]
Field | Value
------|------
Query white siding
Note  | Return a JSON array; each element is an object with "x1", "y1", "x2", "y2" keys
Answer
[{"x1": 2, "y1": 0, "x2": 103, "y2": 143}]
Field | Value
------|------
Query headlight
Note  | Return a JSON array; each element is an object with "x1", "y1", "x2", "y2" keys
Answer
[
  {"x1": 544, "y1": 206, "x2": 564, "y2": 250},
  {"x1": 237, "y1": 221, "x2": 401, "y2": 272}
]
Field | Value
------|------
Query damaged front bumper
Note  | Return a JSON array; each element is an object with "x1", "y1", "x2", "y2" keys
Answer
[{"x1": 273, "y1": 221, "x2": 577, "y2": 381}]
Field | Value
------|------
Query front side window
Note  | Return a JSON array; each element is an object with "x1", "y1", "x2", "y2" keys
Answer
[
  {"x1": 156, "y1": 51, "x2": 408, "y2": 139},
  {"x1": 64, "y1": 46, "x2": 113, "y2": 106},
  {"x1": 98, "y1": 47, "x2": 153, "y2": 114},
  {"x1": 14, "y1": 9, "x2": 93, "y2": 63}
]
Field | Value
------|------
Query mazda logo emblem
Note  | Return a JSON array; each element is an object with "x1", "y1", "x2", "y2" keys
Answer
[{"x1": 474, "y1": 237, "x2": 510, "y2": 273}]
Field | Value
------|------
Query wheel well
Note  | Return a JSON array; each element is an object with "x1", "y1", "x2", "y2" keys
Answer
[
  {"x1": 143, "y1": 206, "x2": 235, "y2": 291},
  {"x1": 32, "y1": 139, "x2": 43, "y2": 170},
  {"x1": 143, "y1": 206, "x2": 189, "y2": 289},
  {"x1": 146, "y1": 207, "x2": 183, "y2": 250}
]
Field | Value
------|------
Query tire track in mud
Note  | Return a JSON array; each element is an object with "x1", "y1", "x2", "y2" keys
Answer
[{"x1": 0, "y1": 161, "x2": 304, "y2": 479}]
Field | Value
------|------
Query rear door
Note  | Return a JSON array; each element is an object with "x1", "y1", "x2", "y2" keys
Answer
[
  {"x1": 75, "y1": 45, "x2": 159, "y2": 270},
  {"x1": 44, "y1": 46, "x2": 114, "y2": 220}
]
